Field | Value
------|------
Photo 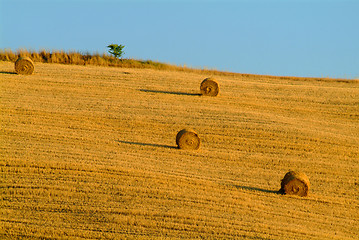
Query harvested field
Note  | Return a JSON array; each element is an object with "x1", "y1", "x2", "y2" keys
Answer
[{"x1": 0, "y1": 61, "x2": 358, "y2": 239}]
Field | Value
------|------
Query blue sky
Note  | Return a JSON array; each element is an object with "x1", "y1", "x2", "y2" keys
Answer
[{"x1": 1, "y1": 0, "x2": 358, "y2": 79}]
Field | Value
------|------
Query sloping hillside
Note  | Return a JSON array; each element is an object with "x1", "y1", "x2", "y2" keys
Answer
[{"x1": 1, "y1": 61, "x2": 358, "y2": 239}]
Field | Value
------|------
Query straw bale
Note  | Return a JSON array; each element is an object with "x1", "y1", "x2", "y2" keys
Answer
[
  {"x1": 176, "y1": 129, "x2": 200, "y2": 150},
  {"x1": 15, "y1": 57, "x2": 34, "y2": 75},
  {"x1": 200, "y1": 78, "x2": 219, "y2": 96},
  {"x1": 280, "y1": 171, "x2": 310, "y2": 197}
]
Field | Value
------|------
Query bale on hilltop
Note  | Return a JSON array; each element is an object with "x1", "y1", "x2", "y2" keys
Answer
[
  {"x1": 176, "y1": 129, "x2": 200, "y2": 150},
  {"x1": 200, "y1": 78, "x2": 219, "y2": 96},
  {"x1": 280, "y1": 171, "x2": 310, "y2": 197},
  {"x1": 15, "y1": 57, "x2": 34, "y2": 75}
]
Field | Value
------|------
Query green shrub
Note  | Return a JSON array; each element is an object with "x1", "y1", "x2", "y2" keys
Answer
[{"x1": 107, "y1": 44, "x2": 125, "y2": 59}]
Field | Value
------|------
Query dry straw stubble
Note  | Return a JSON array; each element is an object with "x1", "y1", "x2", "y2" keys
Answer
[
  {"x1": 176, "y1": 129, "x2": 200, "y2": 150},
  {"x1": 200, "y1": 77, "x2": 219, "y2": 96},
  {"x1": 15, "y1": 57, "x2": 35, "y2": 75},
  {"x1": 280, "y1": 171, "x2": 310, "y2": 197},
  {"x1": 1, "y1": 60, "x2": 358, "y2": 239}
]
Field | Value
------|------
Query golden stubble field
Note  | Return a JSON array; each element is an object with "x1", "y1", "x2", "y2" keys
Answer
[{"x1": 0, "y1": 61, "x2": 358, "y2": 239}]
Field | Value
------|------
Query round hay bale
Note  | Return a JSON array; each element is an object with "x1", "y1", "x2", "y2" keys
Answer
[
  {"x1": 200, "y1": 78, "x2": 219, "y2": 96},
  {"x1": 15, "y1": 57, "x2": 34, "y2": 75},
  {"x1": 176, "y1": 129, "x2": 200, "y2": 150},
  {"x1": 280, "y1": 171, "x2": 310, "y2": 197}
]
